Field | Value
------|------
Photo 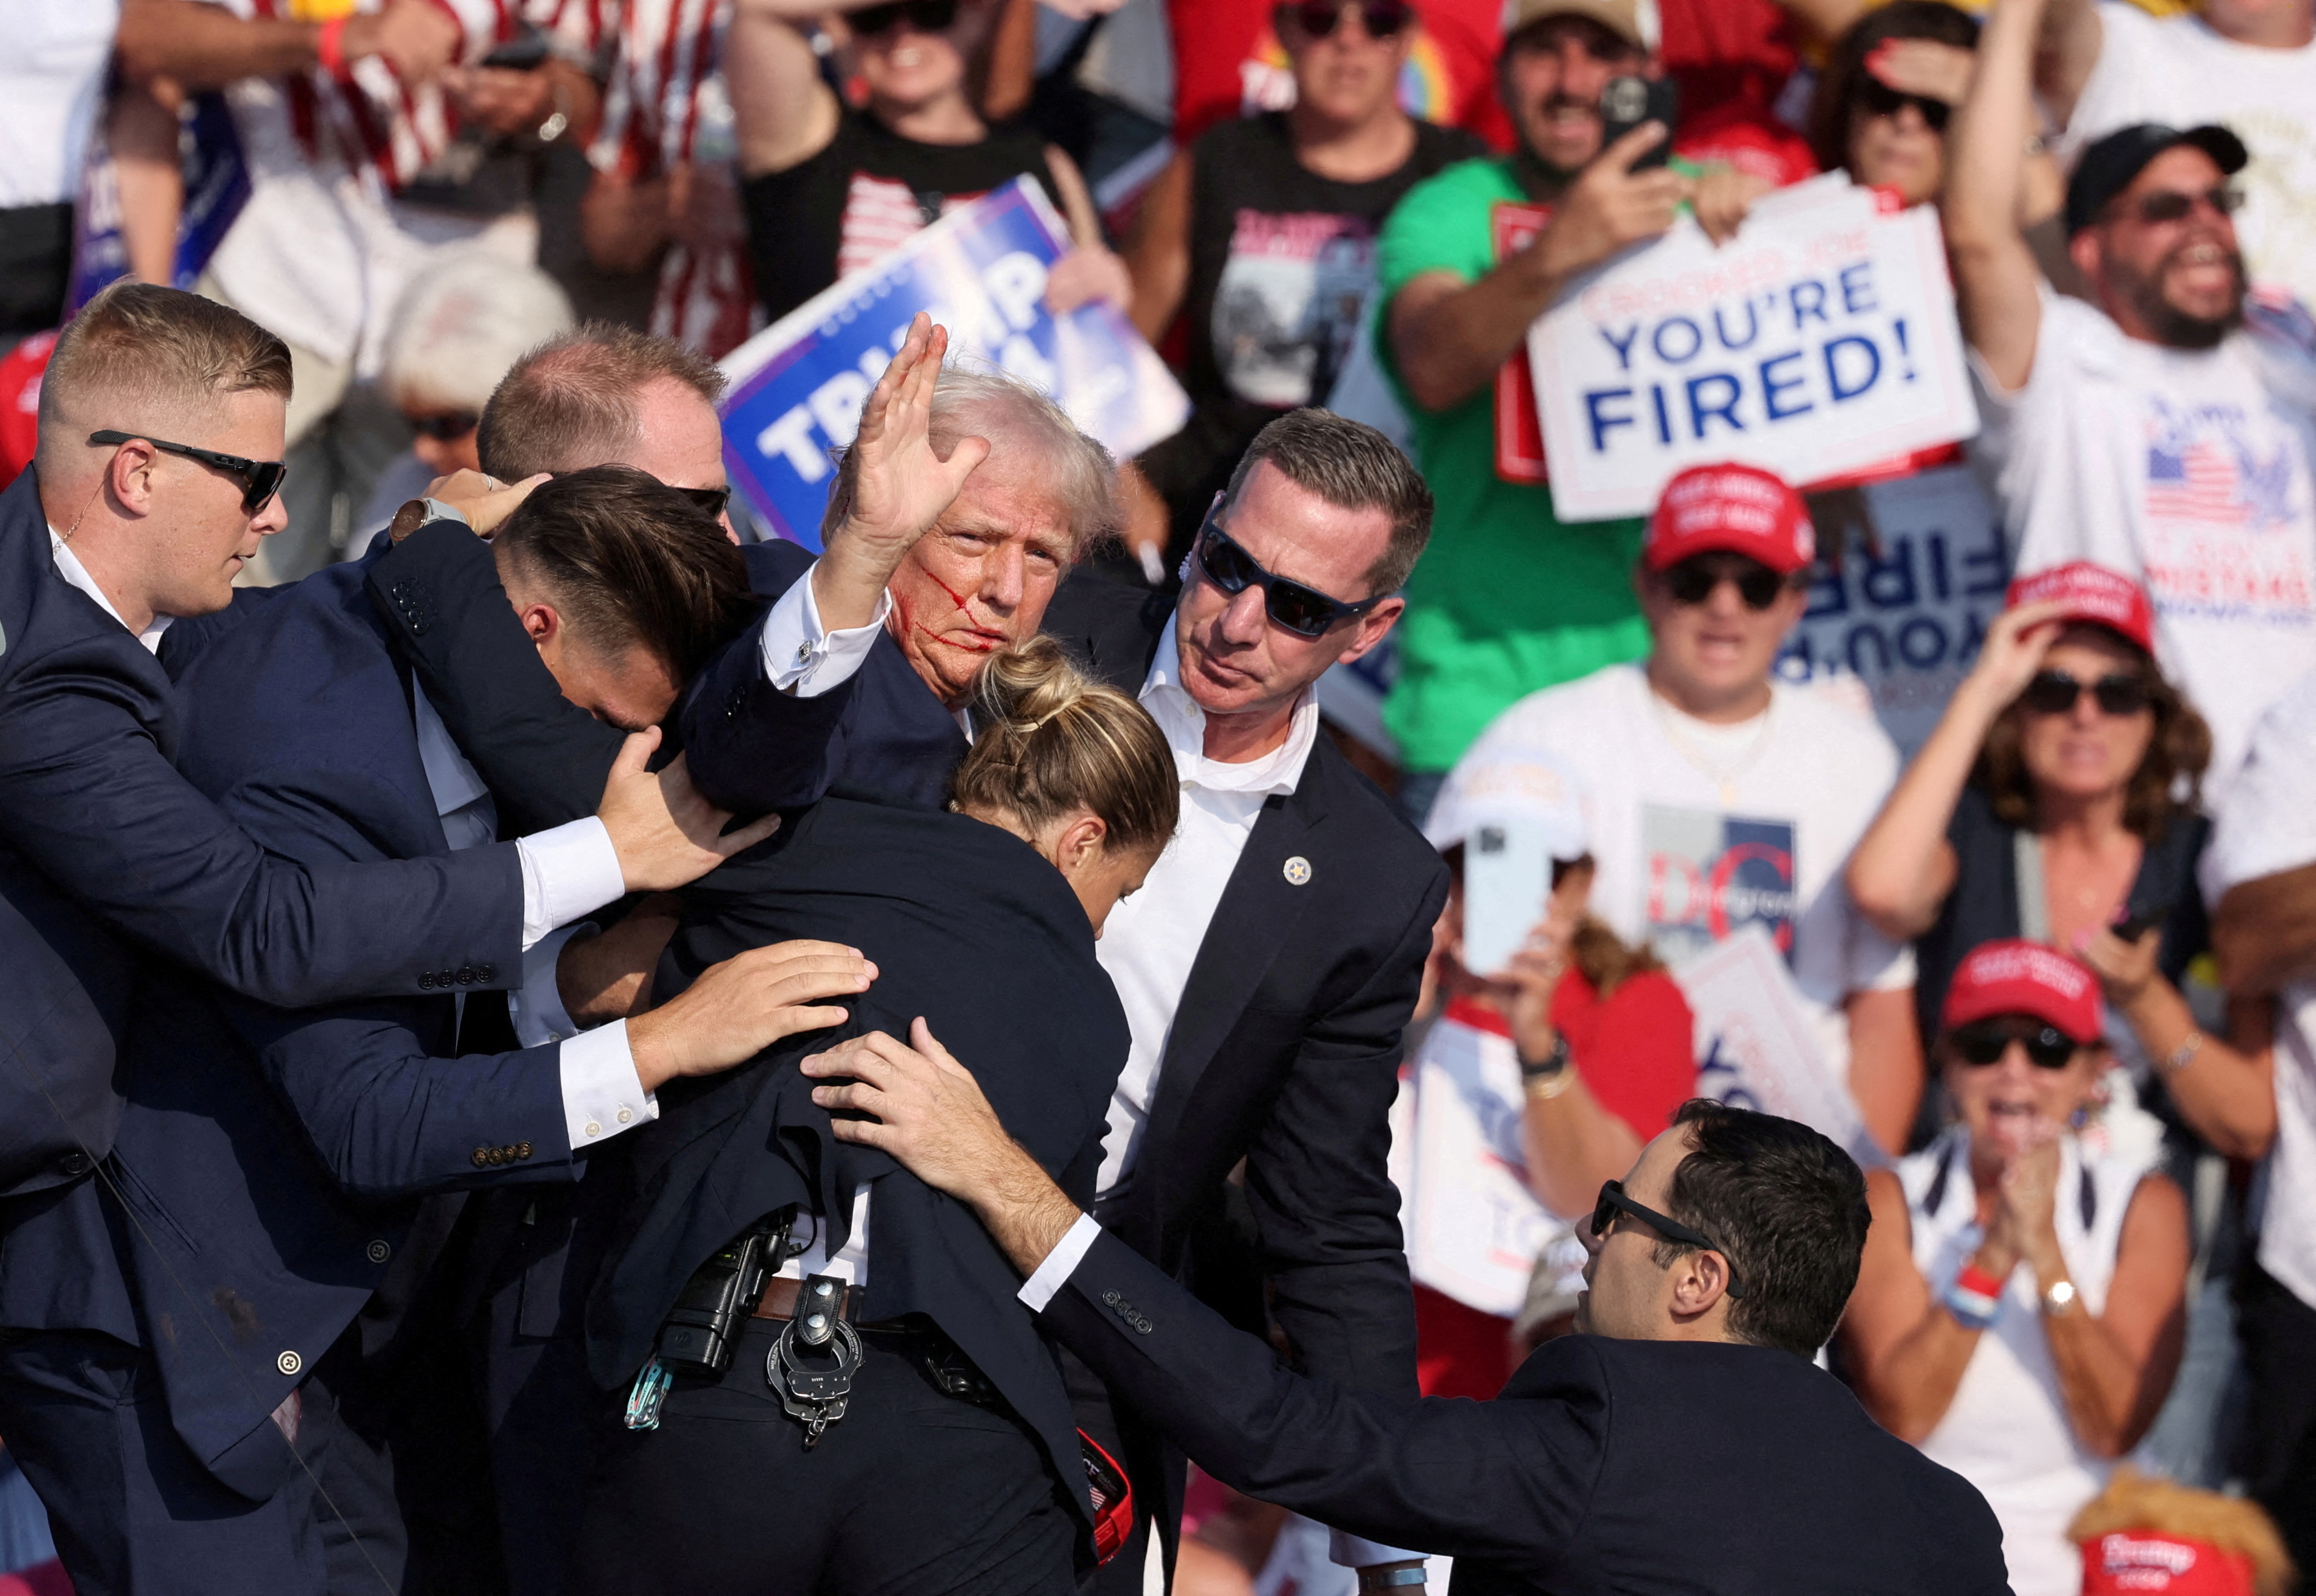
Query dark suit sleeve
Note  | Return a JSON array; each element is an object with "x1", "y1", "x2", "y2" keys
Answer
[
  {"x1": 0, "y1": 634, "x2": 524, "y2": 1005},
  {"x1": 365, "y1": 519, "x2": 624, "y2": 832},
  {"x1": 1244, "y1": 861, "x2": 1448, "y2": 1397},
  {"x1": 675, "y1": 608, "x2": 862, "y2": 814},
  {"x1": 1047, "y1": 1227, "x2": 1601, "y2": 1566}
]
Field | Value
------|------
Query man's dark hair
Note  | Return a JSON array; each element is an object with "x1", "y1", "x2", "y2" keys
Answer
[
  {"x1": 1655, "y1": 1100, "x2": 1870, "y2": 1356},
  {"x1": 479, "y1": 322, "x2": 728, "y2": 481},
  {"x1": 1221, "y1": 409, "x2": 1434, "y2": 597},
  {"x1": 494, "y1": 465, "x2": 754, "y2": 685}
]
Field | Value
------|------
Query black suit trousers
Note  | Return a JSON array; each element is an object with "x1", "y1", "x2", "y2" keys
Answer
[{"x1": 571, "y1": 1317, "x2": 1077, "y2": 1596}]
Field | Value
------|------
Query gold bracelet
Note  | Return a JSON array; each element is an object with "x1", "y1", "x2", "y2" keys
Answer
[{"x1": 1524, "y1": 1068, "x2": 1575, "y2": 1101}]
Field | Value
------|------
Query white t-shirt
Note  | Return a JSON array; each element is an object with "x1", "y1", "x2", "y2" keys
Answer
[
  {"x1": 0, "y1": 0, "x2": 117, "y2": 210},
  {"x1": 2060, "y1": 2, "x2": 2316, "y2": 311},
  {"x1": 1971, "y1": 287, "x2": 2316, "y2": 803},
  {"x1": 2200, "y1": 669, "x2": 2316, "y2": 1312},
  {"x1": 1458, "y1": 663, "x2": 1914, "y2": 1088}
]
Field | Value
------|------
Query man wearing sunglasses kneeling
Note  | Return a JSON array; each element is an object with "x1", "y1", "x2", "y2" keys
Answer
[
  {"x1": 1444, "y1": 463, "x2": 1926, "y2": 1158},
  {"x1": 1841, "y1": 938, "x2": 2190, "y2": 1596},
  {"x1": 795, "y1": 1031, "x2": 2011, "y2": 1595}
]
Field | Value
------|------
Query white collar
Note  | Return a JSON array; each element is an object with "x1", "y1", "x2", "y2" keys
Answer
[
  {"x1": 1139, "y1": 613, "x2": 1319, "y2": 798},
  {"x1": 48, "y1": 526, "x2": 173, "y2": 655}
]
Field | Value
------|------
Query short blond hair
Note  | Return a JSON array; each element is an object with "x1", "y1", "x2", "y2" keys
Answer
[{"x1": 36, "y1": 282, "x2": 292, "y2": 473}]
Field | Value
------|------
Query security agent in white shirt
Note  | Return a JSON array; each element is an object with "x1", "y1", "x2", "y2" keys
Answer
[{"x1": 766, "y1": 402, "x2": 1449, "y2": 1592}]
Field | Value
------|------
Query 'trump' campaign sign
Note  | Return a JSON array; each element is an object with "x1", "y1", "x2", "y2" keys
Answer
[
  {"x1": 719, "y1": 176, "x2": 1189, "y2": 548},
  {"x1": 1528, "y1": 176, "x2": 1977, "y2": 520}
]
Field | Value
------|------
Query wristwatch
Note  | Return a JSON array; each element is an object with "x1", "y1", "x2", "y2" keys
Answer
[
  {"x1": 2041, "y1": 1278, "x2": 2079, "y2": 1317},
  {"x1": 389, "y1": 496, "x2": 471, "y2": 543},
  {"x1": 1519, "y1": 1032, "x2": 1573, "y2": 1100}
]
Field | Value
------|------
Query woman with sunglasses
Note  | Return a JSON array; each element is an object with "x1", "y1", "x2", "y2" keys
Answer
[
  {"x1": 726, "y1": 0, "x2": 1130, "y2": 326},
  {"x1": 1846, "y1": 563, "x2": 2274, "y2": 1147},
  {"x1": 1841, "y1": 937, "x2": 2189, "y2": 1596}
]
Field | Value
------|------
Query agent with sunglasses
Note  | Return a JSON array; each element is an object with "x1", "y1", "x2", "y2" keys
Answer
[
  {"x1": 1842, "y1": 938, "x2": 2190, "y2": 1596},
  {"x1": 1945, "y1": 0, "x2": 2316, "y2": 805},
  {"x1": 795, "y1": 1028, "x2": 2011, "y2": 1596},
  {"x1": 725, "y1": 0, "x2": 1129, "y2": 326},
  {"x1": 1116, "y1": 0, "x2": 1484, "y2": 581},
  {"x1": 1448, "y1": 463, "x2": 1926, "y2": 1156}
]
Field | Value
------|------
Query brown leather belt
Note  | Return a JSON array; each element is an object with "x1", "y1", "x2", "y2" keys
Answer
[{"x1": 753, "y1": 1275, "x2": 857, "y2": 1325}]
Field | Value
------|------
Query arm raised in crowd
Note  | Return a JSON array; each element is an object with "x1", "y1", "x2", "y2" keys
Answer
[
  {"x1": 1124, "y1": 151, "x2": 1194, "y2": 344},
  {"x1": 728, "y1": 0, "x2": 848, "y2": 179},
  {"x1": 116, "y1": 0, "x2": 460, "y2": 92},
  {"x1": 1939, "y1": 0, "x2": 2048, "y2": 394},
  {"x1": 1388, "y1": 121, "x2": 1683, "y2": 414}
]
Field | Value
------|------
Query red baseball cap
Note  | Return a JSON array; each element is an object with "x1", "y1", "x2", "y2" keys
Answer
[
  {"x1": 1644, "y1": 463, "x2": 1816, "y2": 576},
  {"x1": 1941, "y1": 939, "x2": 2104, "y2": 1044},
  {"x1": 2004, "y1": 562, "x2": 2156, "y2": 655},
  {"x1": 2080, "y1": 1533, "x2": 2255, "y2": 1596}
]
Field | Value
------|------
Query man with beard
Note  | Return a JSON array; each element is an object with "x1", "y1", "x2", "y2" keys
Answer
[
  {"x1": 1370, "y1": 0, "x2": 1768, "y2": 823},
  {"x1": 1946, "y1": 0, "x2": 2316, "y2": 803}
]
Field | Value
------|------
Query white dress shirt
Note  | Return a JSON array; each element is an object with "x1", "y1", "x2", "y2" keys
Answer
[{"x1": 49, "y1": 526, "x2": 648, "y2": 1155}]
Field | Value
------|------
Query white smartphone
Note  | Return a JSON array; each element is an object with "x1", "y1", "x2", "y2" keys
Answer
[{"x1": 1462, "y1": 815, "x2": 1553, "y2": 978}]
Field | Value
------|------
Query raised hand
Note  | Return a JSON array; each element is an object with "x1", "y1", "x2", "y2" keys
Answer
[
  {"x1": 1961, "y1": 598, "x2": 2071, "y2": 710},
  {"x1": 813, "y1": 314, "x2": 992, "y2": 630},
  {"x1": 401, "y1": 469, "x2": 551, "y2": 540},
  {"x1": 595, "y1": 730, "x2": 783, "y2": 892},
  {"x1": 1535, "y1": 121, "x2": 1689, "y2": 283},
  {"x1": 342, "y1": 0, "x2": 464, "y2": 87},
  {"x1": 627, "y1": 939, "x2": 875, "y2": 1092}
]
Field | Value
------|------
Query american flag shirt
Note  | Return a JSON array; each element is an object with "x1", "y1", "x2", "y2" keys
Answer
[
  {"x1": 1973, "y1": 282, "x2": 2316, "y2": 804},
  {"x1": 588, "y1": 0, "x2": 758, "y2": 357},
  {"x1": 198, "y1": 0, "x2": 594, "y2": 370}
]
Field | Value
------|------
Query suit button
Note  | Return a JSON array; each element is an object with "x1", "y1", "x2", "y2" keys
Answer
[
  {"x1": 277, "y1": 1350, "x2": 302, "y2": 1376},
  {"x1": 487, "y1": 1148, "x2": 505, "y2": 1166},
  {"x1": 471, "y1": 1147, "x2": 490, "y2": 1168},
  {"x1": 419, "y1": 973, "x2": 436, "y2": 990},
  {"x1": 1102, "y1": 1290, "x2": 1121, "y2": 1306},
  {"x1": 515, "y1": 1142, "x2": 533, "y2": 1159},
  {"x1": 456, "y1": 967, "x2": 475, "y2": 986},
  {"x1": 366, "y1": 1240, "x2": 391, "y2": 1264},
  {"x1": 56, "y1": 1151, "x2": 92, "y2": 1177},
  {"x1": 479, "y1": 964, "x2": 496, "y2": 982}
]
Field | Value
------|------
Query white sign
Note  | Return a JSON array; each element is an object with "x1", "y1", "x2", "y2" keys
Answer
[
  {"x1": 1673, "y1": 923, "x2": 1888, "y2": 1171},
  {"x1": 1528, "y1": 176, "x2": 1979, "y2": 521}
]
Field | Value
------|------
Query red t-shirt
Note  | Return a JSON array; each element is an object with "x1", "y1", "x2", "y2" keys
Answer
[{"x1": 1445, "y1": 963, "x2": 1696, "y2": 1142}]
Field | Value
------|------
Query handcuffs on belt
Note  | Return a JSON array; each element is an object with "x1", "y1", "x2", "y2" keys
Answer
[{"x1": 765, "y1": 1274, "x2": 864, "y2": 1449}]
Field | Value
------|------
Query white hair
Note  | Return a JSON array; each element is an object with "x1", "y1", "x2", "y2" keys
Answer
[{"x1": 383, "y1": 251, "x2": 575, "y2": 414}]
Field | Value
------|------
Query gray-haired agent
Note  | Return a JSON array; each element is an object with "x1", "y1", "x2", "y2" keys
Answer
[{"x1": 800, "y1": 1031, "x2": 2014, "y2": 1596}]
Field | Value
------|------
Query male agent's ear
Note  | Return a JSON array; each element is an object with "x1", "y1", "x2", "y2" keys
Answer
[
  {"x1": 1338, "y1": 596, "x2": 1407, "y2": 666},
  {"x1": 108, "y1": 440, "x2": 160, "y2": 519},
  {"x1": 516, "y1": 602, "x2": 562, "y2": 650},
  {"x1": 1668, "y1": 1249, "x2": 1733, "y2": 1319}
]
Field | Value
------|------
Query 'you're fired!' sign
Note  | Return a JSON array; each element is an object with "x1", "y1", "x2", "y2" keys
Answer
[{"x1": 1529, "y1": 175, "x2": 1977, "y2": 520}]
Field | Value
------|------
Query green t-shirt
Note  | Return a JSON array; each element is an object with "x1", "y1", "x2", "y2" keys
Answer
[{"x1": 1375, "y1": 155, "x2": 1651, "y2": 774}]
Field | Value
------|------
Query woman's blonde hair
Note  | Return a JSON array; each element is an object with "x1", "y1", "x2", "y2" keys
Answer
[{"x1": 951, "y1": 638, "x2": 1178, "y2": 856}]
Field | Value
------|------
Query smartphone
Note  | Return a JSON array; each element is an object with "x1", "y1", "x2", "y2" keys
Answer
[
  {"x1": 481, "y1": 29, "x2": 551, "y2": 70},
  {"x1": 1463, "y1": 817, "x2": 1555, "y2": 977},
  {"x1": 2112, "y1": 901, "x2": 2174, "y2": 942},
  {"x1": 1598, "y1": 74, "x2": 1679, "y2": 170}
]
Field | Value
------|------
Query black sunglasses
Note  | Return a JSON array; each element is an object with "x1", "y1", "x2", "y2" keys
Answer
[
  {"x1": 1854, "y1": 77, "x2": 1950, "y2": 133},
  {"x1": 1591, "y1": 1181, "x2": 1745, "y2": 1297},
  {"x1": 1660, "y1": 554, "x2": 1797, "y2": 611},
  {"x1": 408, "y1": 411, "x2": 479, "y2": 442},
  {"x1": 1951, "y1": 1020, "x2": 2079, "y2": 1070},
  {"x1": 1281, "y1": 0, "x2": 1412, "y2": 37},
  {"x1": 676, "y1": 484, "x2": 733, "y2": 521},
  {"x1": 850, "y1": 0, "x2": 958, "y2": 34},
  {"x1": 2019, "y1": 669, "x2": 2150, "y2": 718},
  {"x1": 2130, "y1": 186, "x2": 2244, "y2": 227},
  {"x1": 1194, "y1": 503, "x2": 1388, "y2": 639},
  {"x1": 88, "y1": 429, "x2": 286, "y2": 513}
]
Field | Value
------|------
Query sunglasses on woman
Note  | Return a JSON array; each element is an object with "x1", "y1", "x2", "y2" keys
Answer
[
  {"x1": 1280, "y1": 0, "x2": 1412, "y2": 37},
  {"x1": 1590, "y1": 1181, "x2": 1745, "y2": 1297},
  {"x1": 1660, "y1": 554, "x2": 1797, "y2": 611},
  {"x1": 2018, "y1": 669, "x2": 2150, "y2": 718},
  {"x1": 1855, "y1": 77, "x2": 1950, "y2": 133},
  {"x1": 1950, "y1": 1020, "x2": 2078, "y2": 1070},
  {"x1": 408, "y1": 411, "x2": 479, "y2": 442},
  {"x1": 88, "y1": 429, "x2": 287, "y2": 513},
  {"x1": 1194, "y1": 504, "x2": 1388, "y2": 638},
  {"x1": 849, "y1": 0, "x2": 958, "y2": 36}
]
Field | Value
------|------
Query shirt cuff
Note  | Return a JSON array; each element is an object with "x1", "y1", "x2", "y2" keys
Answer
[
  {"x1": 510, "y1": 922, "x2": 589, "y2": 1048},
  {"x1": 1329, "y1": 1530, "x2": 1426, "y2": 1568},
  {"x1": 559, "y1": 1019, "x2": 658, "y2": 1152},
  {"x1": 516, "y1": 816, "x2": 624, "y2": 951},
  {"x1": 1016, "y1": 1211, "x2": 1103, "y2": 1311},
  {"x1": 757, "y1": 560, "x2": 891, "y2": 698}
]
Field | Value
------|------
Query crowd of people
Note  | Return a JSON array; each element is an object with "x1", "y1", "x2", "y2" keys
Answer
[{"x1": 5, "y1": 0, "x2": 2316, "y2": 1594}]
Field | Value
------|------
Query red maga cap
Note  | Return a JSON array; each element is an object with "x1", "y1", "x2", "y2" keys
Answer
[
  {"x1": 2080, "y1": 1533, "x2": 2255, "y2": 1596},
  {"x1": 2004, "y1": 562, "x2": 2156, "y2": 654},
  {"x1": 1941, "y1": 938, "x2": 2104, "y2": 1044},
  {"x1": 1645, "y1": 463, "x2": 1816, "y2": 576}
]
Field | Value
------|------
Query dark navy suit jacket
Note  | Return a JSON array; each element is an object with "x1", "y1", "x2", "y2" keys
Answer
[
  {"x1": 41, "y1": 555, "x2": 587, "y2": 1500},
  {"x1": 1046, "y1": 1228, "x2": 2014, "y2": 1595},
  {"x1": 0, "y1": 468, "x2": 523, "y2": 1203}
]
